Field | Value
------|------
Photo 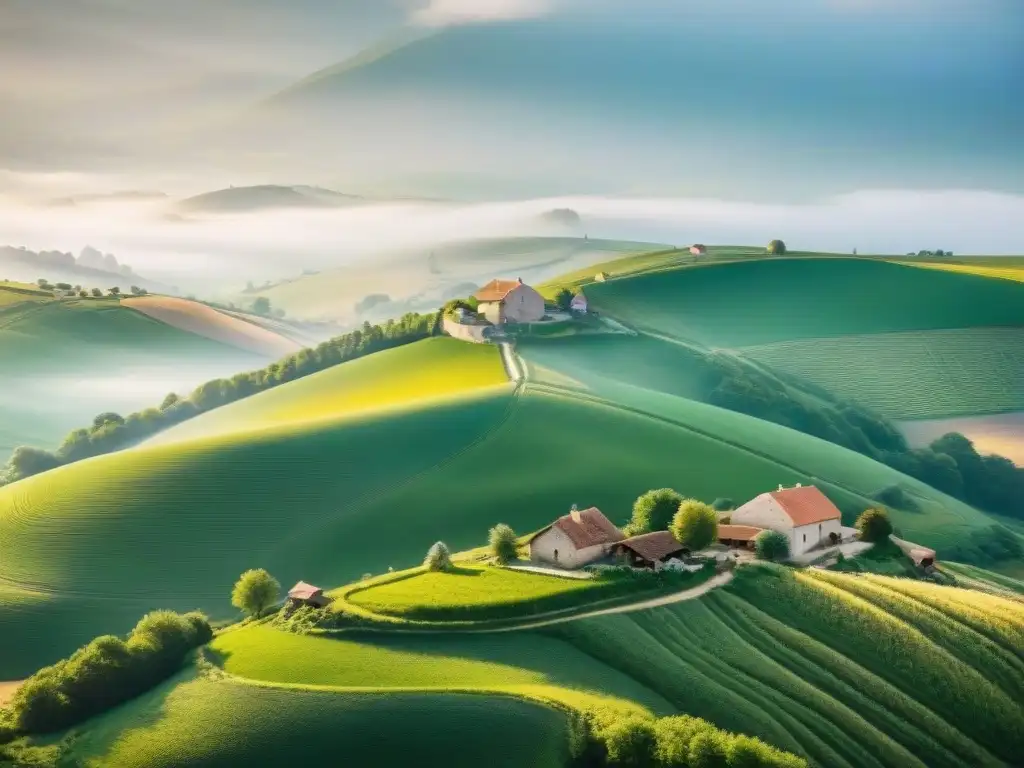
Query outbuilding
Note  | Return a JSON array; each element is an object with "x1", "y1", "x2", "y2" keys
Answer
[
  {"x1": 570, "y1": 293, "x2": 588, "y2": 313},
  {"x1": 730, "y1": 484, "x2": 843, "y2": 557},
  {"x1": 529, "y1": 505, "x2": 624, "y2": 569},
  {"x1": 474, "y1": 278, "x2": 545, "y2": 325},
  {"x1": 613, "y1": 531, "x2": 687, "y2": 569},
  {"x1": 689, "y1": 244, "x2": 708, "y2": 256},
  {"x1": 717, "y1": 524, "x2": 765, "y2": 549},
  {"x1": 287, "y1": 581, "x2": 331, "y2": 609}
]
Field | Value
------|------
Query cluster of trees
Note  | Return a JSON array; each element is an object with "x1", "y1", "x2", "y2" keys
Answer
[
  {"x1": 3, "y1": 611, "x2": 212, "y2": 736},
  {"x1": 571, "y1": 710, "x2": 806, "y2": 768},
  {"x1": 35, "y1": 276, "x2": 141, "y2": 298},
  {"x1": 0, "y1": 311, "x2": 440, "y2": 486},
  {"x1": 627, "y1": 489, "x2": 719, "y2": 551},
  {"x1": 907, "y1": 249, "x2": 953, "y2": 258},
  {"x1": 701, "y1": 354, "x2": 1024, "y2": 531}
]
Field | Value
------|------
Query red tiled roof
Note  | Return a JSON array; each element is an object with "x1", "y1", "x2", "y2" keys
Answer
[
  {"x1": 769, "y1": 486, "x2": 841, "y2": 526},
  {"x1": 288, "y1": 581, "x2": 323, "y2": 601},
  {"x1": 547, "y1": 507, "x2": 624, "y2": 549},
  {"x1": 717, "y1": 524, "x2": 765, "y2": 542},
  {"x1": 618, "y1": 531, "x2": 685, "y2": 562},
  {"x1": 474, "y1": 279, "x2": 522, "y2": 302}
]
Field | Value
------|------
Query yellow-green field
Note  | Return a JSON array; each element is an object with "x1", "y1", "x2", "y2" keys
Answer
[
  {"x1": 901, "y1": 260, "x2": 1024, "y2": 284},
  {"x1": 149, "y1": 336, "x2": 508, "y2": 444}
]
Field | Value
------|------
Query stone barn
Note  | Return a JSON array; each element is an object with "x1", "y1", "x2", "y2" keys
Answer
[{"x1": 474, "y1": 278, "x2": 545, "y2": 325}]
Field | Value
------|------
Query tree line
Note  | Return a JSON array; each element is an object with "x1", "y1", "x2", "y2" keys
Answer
[
  {"x1": 702, "y1": 354, "x2": 1024, "y2": 533},
  {"x1": 0, "y1": 312, "x2": 440, "y2": 486}
]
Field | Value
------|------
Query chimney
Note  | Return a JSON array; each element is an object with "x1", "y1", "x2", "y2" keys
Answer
[
  {"x1": 517, "y1": 276, "x2": 523, "y2": 284},
  {"x1": 796, "y1": 483, "x2": 802, "y2": 488},
  {"x1": 777, "y1": 484, "x2": 784, "y2": 492},
  {"x1": 570, "y1": 504, "x2": 582, "y2": 523}
]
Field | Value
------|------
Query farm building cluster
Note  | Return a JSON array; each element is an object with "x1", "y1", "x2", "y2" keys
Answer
[
  {"x1": 528, "y1": 484, "x2": 857, "y2": 571},
  {"x1": 445, "y1": 277, "x2": 588, "y2": 343}
]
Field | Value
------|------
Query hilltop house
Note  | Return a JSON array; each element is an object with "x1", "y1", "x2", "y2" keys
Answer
[
  {"x1": 731, "y1": 484, "x2": 843, "y2": 557},
  {"x1": 529, "y1": 505, "x2": 624, "y2": 569},
  {"x1": 287, "y1": 581, "x2": 331, "y2": 609},
  {"x1": 474, "y1": 278, "x2": 545, "y2": 325},
  {"x1": 689, "y1": 244, "x2": 708, "y2": 256},
  {"x1": 570, "y1": 292, "x2": 588, "y2": 313},
  {"x1": 612, "y1": 531, "x2": 687, "y2": 569}
]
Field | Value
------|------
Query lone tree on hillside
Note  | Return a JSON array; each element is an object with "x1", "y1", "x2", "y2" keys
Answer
[
  {"x1": 424, "y1": 541, "x2": 452, "y2": 572},
  {"x1": 554, "y1": 287, "x2": 574, "y2": 312},
  {"x1": 755, "y1": 530, "x2": 790, "y2": 562},
  {"x1": 767, "y1": 239, "x2": 787, "y2": 255},
  {"x1": 91, "y1": 288, "x2": 103, "y2": 298},
  {"x1": 627, "y1": 488, "x2": 684, "y2": 535},
  {"x1": 252, "y1": 296, "x2": 272, "y2": 316},
  {"x1": 856, "y1": 507, "x2": 894, "y2": 543},
  {"x1": 488, "y1": 524, "x2": 518, "y2": 564},
  {"x1": 231, "y1": 568, "x2": 281, "y2": 618},
  {"x1": 671, "y1": 499, "x2": 718, "y2": 551},
  {"x1": 108, "y1": 286, "x2": 121, "y2": 296}
]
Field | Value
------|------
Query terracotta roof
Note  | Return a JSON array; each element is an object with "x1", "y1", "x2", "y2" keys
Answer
[
  {"x1": 618, "y1": 531, "x2": 686, "y2": 562},
  {"x1": 769, "y1": 486, "x2": 842, "y2": 526},
  {"x1": 546, "y1": 507, "x2": 624, "y2": 549},
  {"x1": 288, "y1": 581, "x2": 323, "y2": 601},
  {"x1": 717, "y1": 524, "x2": 765, "y2": 541},
  {"x1": 474, "y1": 279, "x2": 523, "y2": 302}
]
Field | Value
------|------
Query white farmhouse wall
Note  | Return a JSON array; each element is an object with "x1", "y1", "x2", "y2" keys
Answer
[
  {"x1": 530, "y1": 527, "x2": 605, "y2": 569},
  {"x1": 503, "y1": 285, "x2": 545, "y2": 323},
  {"x1": 732, "y1": 494, "x2": 841, "y2": 556},
  {"x1": 479, "y1": 301, "x2": 504, "y2": 325},
  {"x1": 791, "y1": 519, "x2": 842, "y2": 556}
]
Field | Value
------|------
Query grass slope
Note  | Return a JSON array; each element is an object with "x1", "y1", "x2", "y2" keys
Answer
[
  {"x1": 551, "y1": 566, "x2": 1024, "y2": 768},
  {"x1": 67, "y1": 671, "x2": 569, "y2": 768},
  {"x1": 901, "y1": 260, "x2": 1024, "y2": 284}
]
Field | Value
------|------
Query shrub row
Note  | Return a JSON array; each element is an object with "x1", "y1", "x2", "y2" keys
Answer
[
  {"x1": 0, "y1": 312, "x2": 440, "y2": 485},
  {"x1": 570, "y1": 710, "x2": 807, "y2": 768},
  {"x1": 3, "y1": 610, "x2": 212, "y2": 735}
]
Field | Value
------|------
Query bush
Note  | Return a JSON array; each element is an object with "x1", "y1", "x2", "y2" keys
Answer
[
  {"x1": 554, "y1": 288, "x2": 574, "y2": 312},
  {"x1": 855, "y1": 507, "x2": 893, "y2": 543},
  {"x1": 712, "y1": 498, "x2": 734, "y2": 512},
  {"x1": 755, "y1": 531, "x2": 790, "y2": 562},
  {"x1": 688, "y1": 730, "x2": 728, "y2": 768},
  {"x1": 488, "y1": 524, "x2": 518, "y2": 564},
  {"x1": 629, "y1": 489, "x2": 684, "y2": 534},
  {"x1": 8, "y1": 611, "x2": 210, "y2": 735},
  {"x1": 231, "y1": 569, "x2": 281, "y2": 618},
  {"x1": 602, "y1": 717, "x2": 657, "y2": 768},
  {"x1": 671, "y1": 500, "x2": 718, "y2": 551},
  {"x1": 766, "y1": 239, "x2": 787, "y2": 255},
  {"x1": 424, "y1": 541, "x2": 452, "y2": 572}
]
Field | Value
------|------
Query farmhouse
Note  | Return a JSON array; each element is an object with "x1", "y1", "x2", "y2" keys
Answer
[
  {"x1": 613, "y1": 531, "x2": 686, "y2": 569},
  {"x1": 287, "y1": 581, "x2": 331, "y2": 609},
  {"x1": 717, "y1": 524, "x2": 765, "y2": 549},
  {"x1": 529, "y1": 505, "x2": 624, "y2": 569},
  {"x1": 474, "y1": 278, "x2": 545, "y2": 325},
  {"x1": 570, "y1": 292, "x2": 588, "y2": 313},
  {"x1": 689, "y1": 244, "x2": 708, "y2": 256},
  {"x1": 731, "y1": 484, "x2": 843, "y2": 557}
]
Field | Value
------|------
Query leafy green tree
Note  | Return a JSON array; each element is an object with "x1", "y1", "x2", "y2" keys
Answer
[
  {"x1": 602, "y1": 717, "x2": 657, "y2": 768},
  {"x1": 671, "y1": 500, "x2": 718, "y2": 550},
  {"x1": 554, "y1": 287, "x2": 574, "y2": 312},
  {"x1": 424, "y1": 541, "x2": 452, "y2": 572},
  {"x1": 855, "y1": 507, "x2": 893, "y2": 543},
  {"x1": 488, "y1": 523, "x2": 518, "y2": 564},
  {"x1": 688, "y1": 730, "x2": 728, "y2": 768},
  {"x1": 231, "y1": 569, "x2": 281, "y2": 618},
  {"x1": 108, "y1": 286, "x2": 121, "y2": 296},
  {"x1": 91, "y1": 287, "x2": 103, "y2": 297},
  {"x1": 755, "y1": 530, "x2": 790, "y2": 561},
  {"x1": 629, "y1": 488, "x2": 684, "y2": 534},
  {"x1": 711, "y1": 498, "x2": 734, "y2": 512},
  {"x1": 252, "y1": 296, "x2": 272, "y2": 316},
  {"x1": 766, "y1": 240, "x2": 787, "y2": 255},
  {"x1": 92, "y1": 412, "x2": 125, "y2": 429}
]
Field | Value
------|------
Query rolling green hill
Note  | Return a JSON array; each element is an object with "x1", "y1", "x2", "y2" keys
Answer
[{"x1": 584, "y1": 258, "x2": 1024, "y2": 420}]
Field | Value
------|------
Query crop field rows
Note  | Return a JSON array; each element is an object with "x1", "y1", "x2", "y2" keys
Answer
[
  {"x1": 901, "y1": 261, "x2": 1024, "y2": 284},
  {"x1": 552, "y1": 566, "x2": 1024, "y2": 768},
  {"x1": 739, "y1": 327, "x2": 1024, "y2": 419}
]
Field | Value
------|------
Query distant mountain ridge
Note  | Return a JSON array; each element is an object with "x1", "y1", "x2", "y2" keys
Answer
[{"x1": 175, "y1": 184, "x2": 365, "y2": 213}]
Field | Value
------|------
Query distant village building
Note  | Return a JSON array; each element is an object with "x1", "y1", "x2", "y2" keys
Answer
[
  {"x1": 529, "y1": 505, "x2": 624, "y2": 569},
  {"x1": 730, "y1": 484, "x2": 842, "y2": 557},
  {"x1": 570, "y1": 293, "x2": 588, "y2": 313},
  {"x1": 474, "y1": 278, "x2": 545, "y2": 325},
  {"x1": 613, "y1": 531, "x2": 687, "y2": 569},
  {"x1": 716, "y1": 524, "x2": 765, "y2": 550},
  {"x1": 594, "y1": 272, "x2": 608, "y2": 282},
  {"x1": 287, "y1": 581, "x2": 331, "y2": 609},
  {"x1": 689, "y1": 244, "x2": 708, "y2": 256}
]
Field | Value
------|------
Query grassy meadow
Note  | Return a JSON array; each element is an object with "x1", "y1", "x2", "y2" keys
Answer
[
  {"x1": 65, "y1": 672, "x2": 571, "y2": 768},
  {"x1": 901, "y1": 260, "x2": 1024, "y2": 284},
  {"x1": 584, "y1": 258, "x2": 1024, "y2": 348}
]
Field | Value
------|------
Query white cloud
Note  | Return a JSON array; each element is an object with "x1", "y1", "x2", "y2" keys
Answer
[{"x1": 412, "y1": 0, "x2": 553, "y2": 26}]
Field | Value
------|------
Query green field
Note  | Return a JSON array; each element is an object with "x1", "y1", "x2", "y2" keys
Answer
[
  {"x1": 344, "y1": 564, "x2": 684, "y2": 622},
  {"x1": 740, "y1": 327, "x2": 1024, "y2": 419},
  {"x1": 585, "y1": 258, "x2": 1024, "y2": 348},
  {"x1": 902, "y1": 260, "x2": 1024, "y2": 284},
  {"x1": 65, "y1": 672, "x2": 570, "y2": 768}
]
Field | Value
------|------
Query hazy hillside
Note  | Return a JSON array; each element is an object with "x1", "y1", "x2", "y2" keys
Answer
[{"x1": 175, "y1": 184, "x2": 364, "y2": 214}]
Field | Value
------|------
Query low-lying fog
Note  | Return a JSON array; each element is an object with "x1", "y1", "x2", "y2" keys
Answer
[{"x1": 2, "y1": 171, "x2": 1022, "y2": 299}]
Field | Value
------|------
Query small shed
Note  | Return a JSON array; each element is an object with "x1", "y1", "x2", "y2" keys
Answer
[
  {"x1": 717, "y1": 524, "x2": 765, "y2": 550},
  {"x1": 909, "y1": 547, "x2": 937, "y2": 568},
  {"x1": 570, "y1": 293, "x2": 588, "y2": 313},
  {"x1": 689, "y1": 244, "x2": 708, "y2": 256},
  {"x1": 594, "y1": 272, "x2": 609, "y2": 282},
  {"x1": 287, "y1": 581, "x2": 331, "y2": 608},
  {"x1": 613, "y1": 531, "x2": 686, "y2": 569}
]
